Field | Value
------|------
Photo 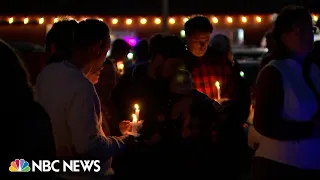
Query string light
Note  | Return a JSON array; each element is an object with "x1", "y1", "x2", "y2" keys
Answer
[
  {"x1": 54, "y1": 18, "x2": 59, "y2": 23},
  {"x1": 241, "y1": 16, "x2": 247, "y2": 23},
  {"x1": 183, "y1": 18, "x2": 189, "y2": 23},
  {"x1": 154, "y1": 18, "x2": 161, "y2": 24},
  {"x1": 256, "y1": 16, "x2": 262, "y2": 23},
  {"x1": 38, "y1": 17, "x2": 44, "y2": 24},
  {"x1": 23, "y1": 18, "x2": 29, "y2": 24},
  {"x1": 169, "y1": 18, "x2": 175, "y2": 24},
  {"x1": 8, "y1": 17, "x2": 13, "y2": 24},
  {"x1": 1, "y1": 14, "x2": 309, "y2": 26},
  {"x1": 112, "y1": 18, "x2": 118, "y2": 24},
  {"x1": 126, "y1": 18, "x2": 132, "y2": 25},
  {"x1": 212, "y1": 17, "x2": 218, "y2": 24},
  {"x1": 140, "y1": 18, "x2": 147, "y2": 24}
]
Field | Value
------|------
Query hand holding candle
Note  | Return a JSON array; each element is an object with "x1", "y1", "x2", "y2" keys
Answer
[
  {"x1": 129, "y1": 104, "x2": 143, "y2": 137},
  {"x1": 117, "y1": 61, "x2": 125, "y2": 75}
]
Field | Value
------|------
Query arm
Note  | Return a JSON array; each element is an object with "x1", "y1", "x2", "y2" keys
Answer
[
  {"x1": 67, "y1": 83, "x2": 125, "y2": 161},
  {"x1": 253, "y1": 66, "x2": 313, "y2": 140}
]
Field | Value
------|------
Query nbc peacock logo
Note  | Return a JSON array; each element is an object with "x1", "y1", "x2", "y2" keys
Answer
[{"x1": 9, "y1": 159, "x2": 31, "y2": 172}]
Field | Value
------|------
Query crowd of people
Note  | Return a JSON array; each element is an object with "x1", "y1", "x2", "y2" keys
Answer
[{"x1": 4, "y1": 4, "x2": 319, "y2": 180}]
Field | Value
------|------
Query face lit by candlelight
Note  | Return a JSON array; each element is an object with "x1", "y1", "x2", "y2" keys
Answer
[{"x1": 186, "y1": 32, "x2": 211, "y2": 57}]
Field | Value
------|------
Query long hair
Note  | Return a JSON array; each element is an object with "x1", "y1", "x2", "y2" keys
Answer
[{"x1": 0, "y1": 39, "x2": 34, "y2": 104}]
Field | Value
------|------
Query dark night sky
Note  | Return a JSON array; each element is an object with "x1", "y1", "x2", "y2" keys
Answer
[{"x1": 1, "y1": 0, "x2": 320, "y2": 15}]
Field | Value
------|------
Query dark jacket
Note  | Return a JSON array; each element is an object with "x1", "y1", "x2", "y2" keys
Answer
[{"x1": 8, "y1": 101, "x2": 55, "y2": 180}]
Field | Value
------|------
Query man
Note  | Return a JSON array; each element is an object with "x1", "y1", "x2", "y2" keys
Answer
[
  {"x1": 184, "y1": 16, "x2": 251, "y2": 179},
  {"x1": 133, "y1": 39, "x2": 149, "y2": 65},
  {"x1": 184, "y1": 16, "x2": 221, "y2": 100},
  {"x1": 45, "y1": 20, "x2": 78, "y2": 64},
  {"x1": 110, "y1": 35, "x2": 187, "y2": 179},
  {"x1": 36, "y1": 19, "x2": 131, "y2": 180}
]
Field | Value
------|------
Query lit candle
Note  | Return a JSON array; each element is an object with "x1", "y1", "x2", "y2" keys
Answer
[
  {"x1": 117, "y1": 61, "x2": 124, "y2": 75},
  {"x1": 134, "y1": 104, "x2": 140, "y2": 120},
  {"x1": 215, "y1": 81, "x2": 221, "y2": 100},
  {"x1": 131, "y1": 114, "x2": 138, "y2": 134}
]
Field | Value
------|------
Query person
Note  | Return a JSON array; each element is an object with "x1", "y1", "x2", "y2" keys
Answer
[
  {"x1": 260, "y1": 31, "x2": 277, "y2": 70},
  {"x1": 312, "y1": 41, "x2": 320, "y2": 67},
  {"x1": 149, "y1": 34, "x2": 165, "y2": 58},
  {"x1": 111, "y1": 35, "x2": 187, "y2": 179},
  {"x1": 108, "y1": 39, "x2": 131, "y2": 63},
  {"x1": 252, "y1": 6, "x2": 320, "y2": 179},
  {"x1": 108, "y1": 39, "x2": 131, "y2": 75},
  {"x1": 184, "y1": 16, "x2": 248, "y2": 106},
  {"x1": 2, "y1": 39, "x2": 55, "y2": 180},
  {"x1": 168, "y1": 69, "x2": 222, "y2": 178},
  {"x1": 133, "y1": 39, "x2": 149, "y2": 65},
  {"x1": 35, "y1": 19, "x2": 133, "y2": 180},
  {"x1": 210, "y1": 34, "x2": 252, "y2": 179},
  {"x1": 45, "y1": 20, "x2": 78, "y2": 64},
  {"x1": 94, "y1": 58, "x2": 119, "y2": 136}
]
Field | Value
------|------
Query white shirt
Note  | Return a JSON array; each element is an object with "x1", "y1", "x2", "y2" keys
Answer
[
  {"x1": 255, "y1": 59, "x2": 320, "y2": 170},
  {"x1": 36, "y1": 61, "x2": 124, "y2": 178}
]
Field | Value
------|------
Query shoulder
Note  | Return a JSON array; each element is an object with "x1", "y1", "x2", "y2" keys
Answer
[
  {"x1": 38, "y1": 62, "x2": 61, "y2": 76},
  {"x1": 76, "y1": 79, "x2": 96, "y2": 97},
  {"x1": 256, "y1": 65, "x2": 283, "y2": 91},
  {"x1": 258, "y1": 64, "x2": 282, "y2": 80}
]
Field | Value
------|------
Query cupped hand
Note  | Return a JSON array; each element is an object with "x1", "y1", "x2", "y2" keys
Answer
[{"x1": 119, "y1": 120, "x2": 131, "y2": 135}]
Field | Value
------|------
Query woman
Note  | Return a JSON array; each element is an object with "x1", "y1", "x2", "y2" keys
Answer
[
  {"x1": 252, "y1": 6, "x2": 320, "y2": 179},
  {"x1": 2, "y1": 39, "x2": 55, "y2": 179}
]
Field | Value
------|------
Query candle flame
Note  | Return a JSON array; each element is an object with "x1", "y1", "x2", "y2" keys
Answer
[
  {"x1": 134, "y1": 104, "x2": 139, "y2": 110},
  {"x1": 118, "y1": 63, "x2": 124, "y2": 70},
  {"x1": 215, "y1": 81, "x2": 220, "y2": 89}
]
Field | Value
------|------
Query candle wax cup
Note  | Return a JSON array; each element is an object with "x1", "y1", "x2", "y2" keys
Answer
[
  {"x1": 131, "y1": 122, "x2": 138, "y2": 133},
  {"x1": 128, "y1": 121, "x2": 142, "y2": 137}
]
